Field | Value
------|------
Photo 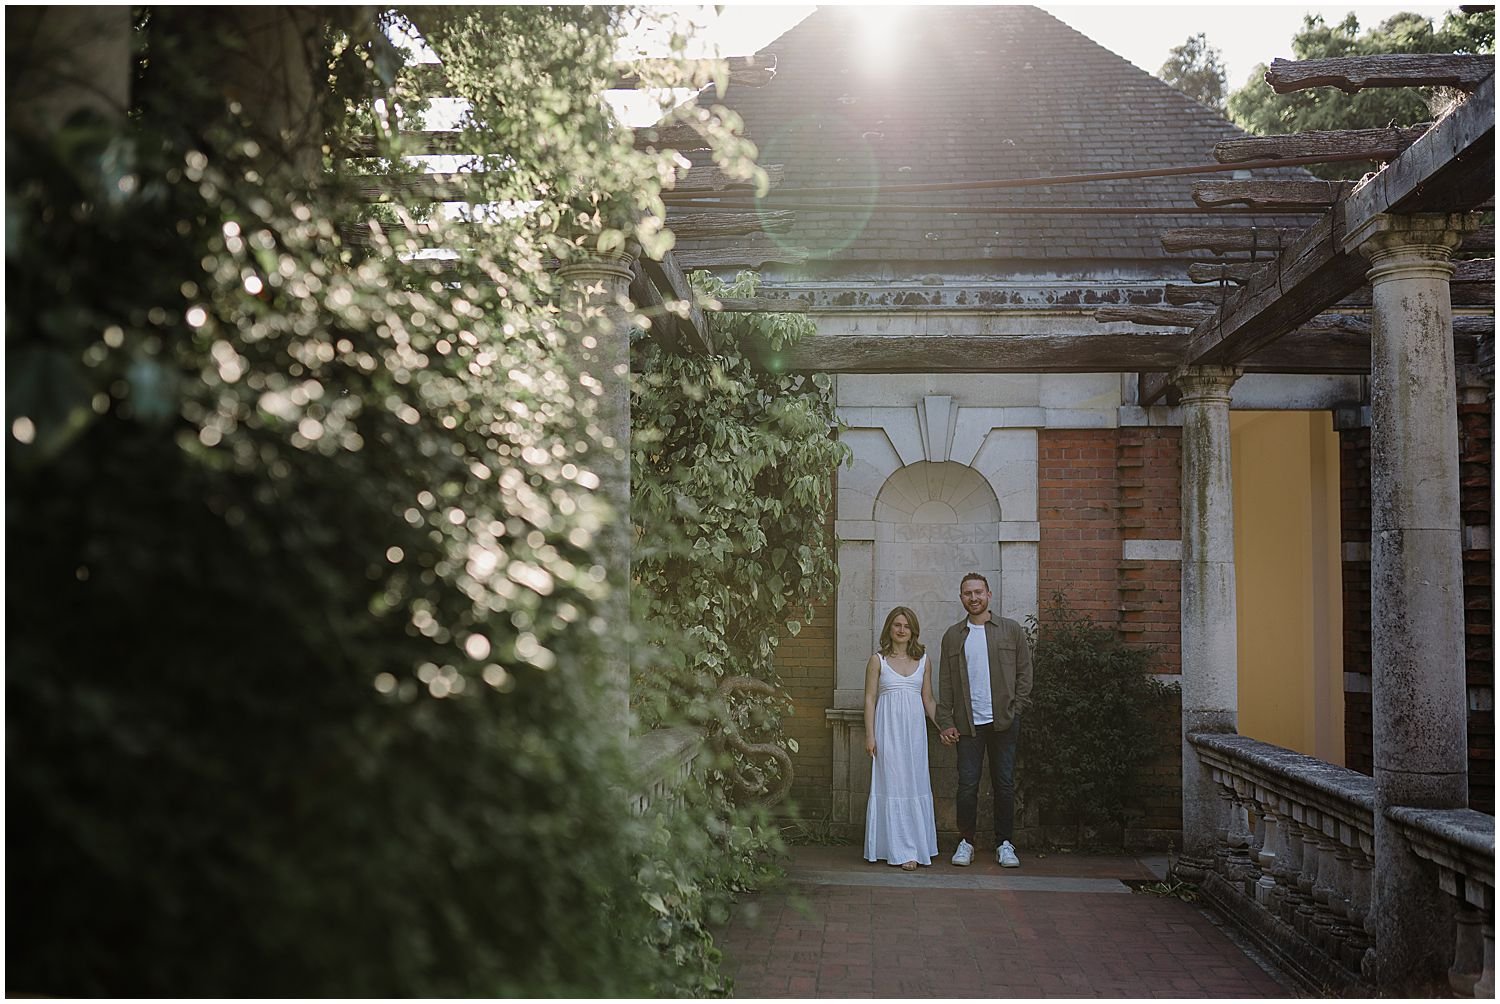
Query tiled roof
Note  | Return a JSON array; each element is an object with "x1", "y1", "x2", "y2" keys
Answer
[{"x1": 716, "y1": 5, "x2": 1309, "y2": 269}]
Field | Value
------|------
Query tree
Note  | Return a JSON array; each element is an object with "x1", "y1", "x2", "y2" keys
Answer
[
  {"x1": 6, "y1": 7, "x2": 772, "y2": 997},
  {"x1": 1228, "y1": 8, "x2": 1495, "y2": 177},
  {"x1": 1157, "y1": 33, "x2": 1228, "y2": 113}
]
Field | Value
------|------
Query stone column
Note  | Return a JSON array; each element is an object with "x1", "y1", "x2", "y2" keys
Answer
[
  {"x1": 1175, "y1": 365, "x2": 1242, "y2": 865},
  {"x1": 556, "y1": 245, "x2": 639, "y2": 729},
  {"x1": 1346, "y1": 213, "x2": 1475, "y2": 993}
]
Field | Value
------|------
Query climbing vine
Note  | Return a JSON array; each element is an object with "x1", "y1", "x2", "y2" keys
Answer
[{"x1": 633, "y1": 271, "x2": 849, "y2": 736}]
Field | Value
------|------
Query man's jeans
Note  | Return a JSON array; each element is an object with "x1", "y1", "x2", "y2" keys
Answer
[{"x1": 956, "y1": 718, "x2": 1019, "y2": 846}]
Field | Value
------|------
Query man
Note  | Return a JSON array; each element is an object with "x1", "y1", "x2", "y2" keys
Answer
[{"x1": 936, "y1": 572, "x2": 1033, "y2": 868}]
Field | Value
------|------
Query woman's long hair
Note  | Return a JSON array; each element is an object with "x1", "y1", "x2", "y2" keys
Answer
[{"x1": 878, "y1": 606, "x2": 925, "y2": 660}]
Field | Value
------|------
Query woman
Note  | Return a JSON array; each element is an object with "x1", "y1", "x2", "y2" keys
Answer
[{"x1": 863, "y1": 605, "x2": 939, "y2": 870}]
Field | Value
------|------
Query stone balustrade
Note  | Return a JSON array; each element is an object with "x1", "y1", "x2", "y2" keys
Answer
[
  {"x1": 1386, "y1": 805, "x2": 1495, "y2": 998},
  {"x1": 629, "y1": 726, "x2": 704, "y2": 816},
  {"x1": 1187, "y1": 731, "x2": 1496, "y2": 996}
]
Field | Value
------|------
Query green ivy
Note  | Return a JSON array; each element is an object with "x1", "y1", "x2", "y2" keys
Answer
[
  {"x1": 1019, "y1": 593, "x2": 1175, "y2": 846},
  {"x1": 6, "y1": 7, "x2": 775, "y2": 998},
  {"x1": 632, "y1": 271, "x2": 849, "y2": 737},
  {"x1": 627, "y1": 271, "x2": 850, "y2": 993}
]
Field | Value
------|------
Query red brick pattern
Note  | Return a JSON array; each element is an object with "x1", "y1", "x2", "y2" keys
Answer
[
  {"x1": 1339, "y1": 427, "x2": 1374, "y2": 778},
  {"x1": 1340, "y1": 401, "x2": 1494, "y2": 813},
  {"x1": 1459, "y1": 396, "x2": 1493, "y2": 814},
  {"x1": 779, "y1": 596, "x2": 836, "y2": 820},
  {"x1": 1038, "y1": 427, "x2": 1181, "y2": 671},
  {"x1": 1118, "y1": 428, "x2": 1183, "y2": 672},
  {"x1": 718, "y1": 850, "x2": 1289, "y2": 998},
  {"x1": 1038, "y1": 429, "x2": 1124, "y2": 621}
]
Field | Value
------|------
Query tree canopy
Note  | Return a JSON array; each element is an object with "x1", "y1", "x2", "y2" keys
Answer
[
  {"x1": 1227, "y1": 8, "x2": 1496, "y2": 161},
  {"x1": 1157, "y1": 33, "x2": 1229, "y2": 113}
]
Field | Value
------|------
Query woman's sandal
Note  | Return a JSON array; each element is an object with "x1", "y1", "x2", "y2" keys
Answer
[{"x1": 900, "y1": 861, "x2": 918, "y2": 871}]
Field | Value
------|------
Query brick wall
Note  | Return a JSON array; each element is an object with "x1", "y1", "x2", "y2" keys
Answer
[
  {"x1": 1037, "y1": 426, "x2": 1184, "y2": 848},
  {"x1": 1459, "y1": 391, "x2": 1494, "y2": 814},
  {"x1": 1118, "y1": 427, "x2": 1183, "y2": 673},
  {"x1": 1340, "y1": 395, "x2": 1494, "y2": 813},
  {"x1": 1339, "y1": 426, "x2": 1374, "y2": 777},
  {"x1": 777, "y1": 595, "x2": 836, "y2": 821}
]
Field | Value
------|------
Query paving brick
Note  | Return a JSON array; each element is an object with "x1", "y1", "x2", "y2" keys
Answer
[{"x1": 718, "y1": 847, "x2": 1293, "y2": 998}]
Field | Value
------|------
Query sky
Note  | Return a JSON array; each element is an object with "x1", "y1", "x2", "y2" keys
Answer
[{"x1": 673, "y1": 2, "x2": 1456, "y2": 88}]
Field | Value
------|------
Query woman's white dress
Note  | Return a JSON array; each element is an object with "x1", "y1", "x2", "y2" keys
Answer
[{"x1": 863, "y1": 653, "x2": 939, "y2": 865}]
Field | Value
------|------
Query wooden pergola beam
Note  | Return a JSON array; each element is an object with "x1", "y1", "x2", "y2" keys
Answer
[
  {"x1": 1266, "y1": 53, "x2": 1495, "y2": 94},
  {"x1": 1137, "y1": 315, "x2": 1493, "y2": 405},
  {"x1": 638, "y1": 251, "x2": 711, "y2": 354},
  {"x1": 1213, "y1": 125, "x2": 1430, "y2": 164},
  {"x1": 1139, "y1": 74, "x2": 1495, "y2": 405},
  {"x1": 1192, "y1": 179, "x2": 1354, "y2": 209}
]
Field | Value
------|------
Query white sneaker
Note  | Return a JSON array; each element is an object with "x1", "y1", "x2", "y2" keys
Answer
[
  {"x1": 951, "y1": 839, "x2": 975, "y2": 867},
  {"x1": 997, "y1": 840, "x2": 1020, "y2": 868}
]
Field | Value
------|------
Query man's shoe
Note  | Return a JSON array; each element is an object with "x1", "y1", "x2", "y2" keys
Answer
[
  {"x1": 997, "y1": 840, "x2": 1021, "y2": 868},
  {"x1": 951, "y1": 839, "x2": 975, "y2": 867}
]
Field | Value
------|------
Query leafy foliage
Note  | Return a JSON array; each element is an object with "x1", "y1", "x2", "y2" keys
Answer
[
  {"x1": 1227, "y1": 9, "x2": 1496, "y2": 178},
  {"x1": 1018, "y1": 594, "x2": 1174, "y2": 845},
  {"x1": 632, "y1": 270, "x2": 848, "y2": 755},
  {"x1": 6, "y1": 7, "x2": 773, "y2": 997},
  {"x1": 1157, "y1": 33, "x2": 1229, "y2": 113}
]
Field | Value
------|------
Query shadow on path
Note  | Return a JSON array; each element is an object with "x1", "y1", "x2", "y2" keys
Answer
[{"x1": 717, "y1": 846, "x2": 1301, "y2": 998}]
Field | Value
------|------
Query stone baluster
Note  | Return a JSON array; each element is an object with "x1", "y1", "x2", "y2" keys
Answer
[
  {"x1": 1277, "y1": 815, "x2": 1310, "y2": 926},
  {"x1": 1292, "y1": 817, "x2": 1322, "y2": 940},
  {"x1": 1330, "y1": 835, "x2": 1360, "y2": 971},
  {"x1": 1346, "y1": 842, "x2": 1376, "y2": 981},
  {"x1": 1309, "y1": 831, "x2": 1342, "y2": 951},
  {"x1": 1254, "y1": 805, "x2": 1282, "y2": 909},
  {"x1": 1450, "y1": 906, "x2": 1484, "y2": 997}
]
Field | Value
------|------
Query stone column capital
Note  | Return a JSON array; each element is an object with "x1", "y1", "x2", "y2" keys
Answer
[
  {"x1": 1345, "y1": 212, "x2": 1476, "y2": 278},
  {"x1": 1172, "y1": 365, "x2": 1242, "y2": 405},
  {"x1": 554, "y1": 241, "x2": 640, "y2": 285}
]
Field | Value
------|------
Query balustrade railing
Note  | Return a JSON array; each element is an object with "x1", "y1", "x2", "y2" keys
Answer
[
  {"x1": 1387, "y1": 805, "x2": 1495, "y2": 997},
  {"x1": 630, "y1": 726, "x2": 704, "y2": 816},
  {"x1": 1186, "y1": 732, "x2": 1495, "y2": 996}
]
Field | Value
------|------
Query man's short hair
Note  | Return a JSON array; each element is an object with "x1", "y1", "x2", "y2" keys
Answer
[{"x1": 959, "y1": 572, "x2": 989, "y2": 590}]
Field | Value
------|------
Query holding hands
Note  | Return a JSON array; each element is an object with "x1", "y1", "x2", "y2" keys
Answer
[{"x1": 939, "y1": 726, "x2": 959, "y2": 747}]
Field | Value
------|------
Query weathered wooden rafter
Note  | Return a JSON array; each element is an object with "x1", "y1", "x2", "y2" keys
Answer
[
  {"x1": 672, "y1": 235, "x2": 810, "y2": 269},
  {"x1": 659, "y1": 210, "x2": 794, "y2": 239},
  {"x1": 1171, "y1": 271, "x2": 1494, "y2": 307},
  {"x1": 1161, "y1": 226, "x2": 1304, "y2": 255},
  {"x1": 1213, "y1": 124, "x2": 1431, "y2": 164},
  {"x1": 1266, "y1": 53, "x2": 1495, "y2": 94},
  {"x1": 1192, "y1": 180, "x2": 1354, "y2": 209},
  {"x1": 638, "y1": 252, "x2": 710, "y2": 354},
  {"x1": 629, "y1": 262, "x2": 680, "y2": 352},
  {"x1": 673, "y1": 163, "x2": 785, "y2": 193},
  {"x1": 1167, "y1": 223, "x2": 1493, "y2": 258},
  {"x1": 1136, "y1": 72, "x2": 1493, "y2": 405}
]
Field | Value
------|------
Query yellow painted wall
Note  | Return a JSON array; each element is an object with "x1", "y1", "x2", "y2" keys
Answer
[{"x1": 1230, "y1": 412, "x2": 1345, "y2": 763}]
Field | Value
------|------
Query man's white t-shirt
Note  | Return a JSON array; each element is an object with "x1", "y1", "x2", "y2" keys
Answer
[{"x1": 964, "y1": 621, "x2": 993, "y2": 727}]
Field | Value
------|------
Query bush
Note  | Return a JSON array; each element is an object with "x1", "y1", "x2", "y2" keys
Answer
[
  {"x1": 6, "y1": 7, "x2": 769, "y2": 997},
  {"x1": 1018, "y1": 594, "x2": 1174, "y2": 845}
]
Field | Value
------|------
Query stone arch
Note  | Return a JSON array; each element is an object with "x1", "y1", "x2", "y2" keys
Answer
[{"x1": 871, "y1": 461, "x2": 1002, "y2": 694}]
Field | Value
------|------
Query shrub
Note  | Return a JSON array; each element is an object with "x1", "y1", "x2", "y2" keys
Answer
[{"x1": 1019, "y1": 593, "x2": 1174, "y2": 845}]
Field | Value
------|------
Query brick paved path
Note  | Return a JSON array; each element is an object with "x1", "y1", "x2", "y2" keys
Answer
[{"x1": 718, "y1": 847, "x2": 1296, "y2": 998}]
